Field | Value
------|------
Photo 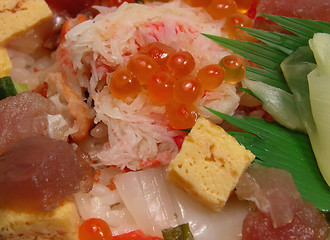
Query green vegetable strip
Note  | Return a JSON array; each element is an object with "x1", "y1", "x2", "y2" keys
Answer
[
  {"x1": 239, "y1": 27, "x2": 308, "y2": 55},
  {"x1": 203, "y1": 16, "x2": 330, "y2": 133},
  {"x1": 13, "y1": 81, "x2": 29, "y2": 94},
  {"x1": 0, "y1": 76, "x2": 17, "y2": 100},
  {"x1": 202, "y1": 33, "x2": 287, "y2": 72},
  {"x1": 262, "y1": 14, "x2": 330, "y2": 40},
  {"x1": 205, "y1": 107, "x2": 330, "y2": 211},
  {"x1": 203, "y1": 14, "x2": 330, "y2": 211},
  {"x1": 245, "y1": 67, "x2": 290, "y2": 92},
  {"x1": 162, "y1": 223, "x2": 195, "y2": 240}
]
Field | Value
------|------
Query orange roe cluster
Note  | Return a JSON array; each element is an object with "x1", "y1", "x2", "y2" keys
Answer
[
  {"x1": 185, "y1": 0, "x2": 258, "y2": 41},
  {"x1": 109, "y1": 42, "x2": 246, "y2": 129},
  {"x1": 79, "y1": 218, "x2": 113, "y2": 240}
]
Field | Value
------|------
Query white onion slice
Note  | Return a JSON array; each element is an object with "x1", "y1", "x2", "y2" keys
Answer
[
  {"x1": 74, "y1": 167, "x2": 137, "y2": 235},
  {"x1": 114, "y1": 166, "x2": 249, "y2": 239},
  {"x1": 169, "y1": 184, "x2": 249, "y2": 240},
  {"x1": 114, "y1": 167, "x2": 178, "y2": 236}
]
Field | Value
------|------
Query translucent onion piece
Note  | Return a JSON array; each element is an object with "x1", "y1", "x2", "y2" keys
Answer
[
  {"x1": 114, "y1": 166, "x2": 250, "y2": 239},
  {"x1": 308, "y1": 33, "x2": 330, "y2": 185},
  {"x1": 242, "y1": 79, "x2": 305, "y2": 131},
  {"x1": 114, "y1": 167, "x2": 178, "y2": 237},
  {"x1": 236, "y1": 165, "x2": 302, "y2": 228},
  {"x1": 74, "y1": 167, "x2": 137, "y2": 235},
  {"x1": 168, "y1": 184, "x2": 250, "y2": 240},
  {"x1": 280, "y1": 46, "x2": 316, "y2": 133},
  {"x1": 309, "y1": 33, "x2": 330, "y2": 76}
]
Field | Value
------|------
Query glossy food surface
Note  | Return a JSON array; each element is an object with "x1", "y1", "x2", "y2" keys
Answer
[
  {"x1": 0, "y1": 136, "x2": 94, "y2": 212},
  {"x1": 0, "y1": 92, "x2": 57, "y2": 154}
]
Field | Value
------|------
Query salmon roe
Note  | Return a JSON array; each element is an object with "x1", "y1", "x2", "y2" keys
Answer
[
  {"x1": 224, "y1": 13, "x2": 253, "y2": 40},
  {"x1": 109, "y1": 68, "x2": 141, "y2": 99},
  {"x1": 166, "y1": 102, "x2": 198, "y2": 130},
  {"x1": 219, "y1": 55, "x2": 246, "y2": 84},
  {"x1": 166, "y1": 51, "x2": 195, "y2": 77},
  {"x1": 147, "y1": 70, "x2": 175, "y2": 105},
  {"x1": 172, "y1": 75, "x2": 201, "y2": 105},
  {"x1": 184, "y1": 0, "x2": 256, "y2": 42},
  {"x1": 109, "y1": 41, "x2": 246, "y2": 129},
  {"x1": 206, "y1": 0, "x2": 237, "y2": 20},
  {"x1": 127, "y1": 54, "x2": 159, "y2": 85},
  {"x1": 196, "y1": 64, "x2": 225, "y2": 90},
  {"x1": 234, "y1": 0, "x2": 253, "y2": 14},
  {"x1": 185, "y1": 0, "x2": 212, "y2": 7},
  {"x1": 139, "y1": 42, "x2": 176, "y2": 65},
  {"x1": 79, "y1": 218, "x2": 112, "y2": 240}
]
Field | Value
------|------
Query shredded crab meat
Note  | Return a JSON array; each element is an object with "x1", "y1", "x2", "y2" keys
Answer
[
  {"x1": 43, "y1": 0, "x2": 241, "y2": 170},
  {"x1": 94, "y1": 90, "x2": 183, "y2": 170},
  {"x1": 64, "y1": 1, "x2": 231, "y2": 96}
]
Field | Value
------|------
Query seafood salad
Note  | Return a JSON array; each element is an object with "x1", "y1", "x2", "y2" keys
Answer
[{"x1": 0, "y1": 0, "x2": 329, "y2": 240}]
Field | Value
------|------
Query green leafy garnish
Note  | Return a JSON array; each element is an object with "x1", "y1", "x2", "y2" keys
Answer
[
  {"x1": 245, "y1": 66, "x2": 290, "y2": 92},
  {"x1": 204, "y1": 33, "x2": 287, "y2": 73},
  {"x1": 162, "y1": 223, "x2": 195, "y2": 240},
  {"x1": 203, "y1": 15, "x2": 330, "y2": 211},
  {"x1": 261, "y1": 15, "x2": 330, "y2": 39},
  {"x1": 0, "y1": 76, "x2": 17, "y2": 100},
  {"x1": 205, "y1": 107, "x2": 330, "y2": 212},
  {"x1": 202, "y1": 15, "x2": 330, "y2": 93}
]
